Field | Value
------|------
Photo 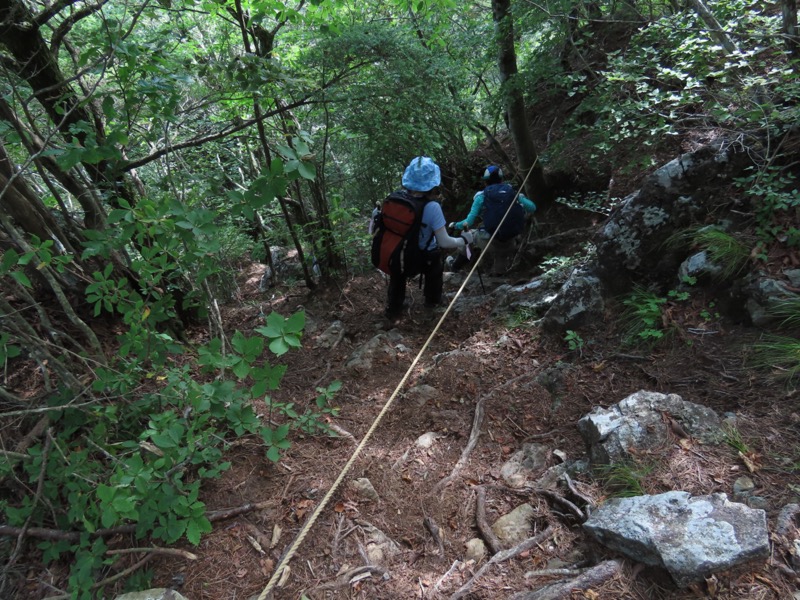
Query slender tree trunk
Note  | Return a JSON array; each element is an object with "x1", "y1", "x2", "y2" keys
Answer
[
  {"x1": 685, "y1": 0, "x2": 738, "y2": 54},
  {"x1": 783, "y1": 0, "x2": 799, "y2": 57},
  {"x1": 491, "y1": 0, "x2": 551, "y2": 206}
]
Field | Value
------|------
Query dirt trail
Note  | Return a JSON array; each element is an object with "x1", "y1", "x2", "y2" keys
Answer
[{"x1": 147, "y1": 257, "x2": 800, "y2": 600}]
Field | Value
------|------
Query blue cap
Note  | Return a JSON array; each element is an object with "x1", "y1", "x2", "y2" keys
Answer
[
  {"x1": 483, "y1": 165, "x2": 503, "y2": 181},
  {"x1": 402, "y1": 156, "x2": 441, "y2": 192}
]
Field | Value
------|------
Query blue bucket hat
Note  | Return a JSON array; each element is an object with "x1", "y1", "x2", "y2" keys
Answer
[{"x1": 402, "y1": 156, "x2": 441, "y2": 192}]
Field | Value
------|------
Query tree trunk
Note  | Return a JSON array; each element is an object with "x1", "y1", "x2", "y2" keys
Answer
[
  {"x1": 491, "y1": 0, "x2": 551, "y2": 206},
  {"x1": 685, "y1": 0, "x2": 738, "y2": 54},
  {"x1": 0, "y1": 0, "x2": 136, "y2": 226},
  {"x1": 783, "y1": 0, "x2": 799, "y2": 57}
]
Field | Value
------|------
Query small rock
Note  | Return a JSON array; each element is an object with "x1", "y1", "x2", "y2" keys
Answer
[
  {"x1": 464, "y1": 538, "x2": 487, "y2": 563},
  {"x1": 315, "y1": 320, "x2": 344, "y2": 349},
  {"x1": 500, "y1": 444, "x2": 550, "y2": 488},
  {"x1": 733, "y1": 476, "x2": 755, "y2": 496},
  {"x1": 350, "y1": 478, "x2": 380, "y2": 502},
  {"x1": 745, "y1": 496, "x2": 769, "y2": 510},
  {"x1": 492, "y1": 503, "x2": 535, "y2": 546},
  {"x1": 405, "y1": 384, "x2": 439, "y2": 407},
  {"x1": 415, "y1": 432, "x2": 439, "y2": 449}
]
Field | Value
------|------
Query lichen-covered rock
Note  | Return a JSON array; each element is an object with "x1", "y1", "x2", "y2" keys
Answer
[
  {"x1": 577, "y1": 390, "x2": 723, "y2": 465},
  {"x1": 584, "y1": 491, "x2": 769, "y2": 587},
  {"x1": 541, "y1": 265, "x2": 605, "y2": 331},
  {"x1": 594, "y1": 143, "x2": 748, "y2": 290},
  {"x1": 740, "y1": 273, "x2": 800, "y2": 326},
  {"x1": 500, "y1": 443, "x2": 550, "y2": 488}
]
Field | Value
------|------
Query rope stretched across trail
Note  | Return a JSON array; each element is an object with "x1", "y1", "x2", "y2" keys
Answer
[{"x1": 255, "y1": 161, "x2": 539, "y2": 599}]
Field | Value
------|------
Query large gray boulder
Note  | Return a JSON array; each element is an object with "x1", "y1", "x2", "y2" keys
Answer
[
  {"x1": 584, "y1": 491, "x2": 770, "y2": 587},
  {"x1": 594, "y1": 143, "x2": 748, "y2": 290},
  {"x1": 577, "y1": 390, "x2": 722, "y2": 465}
]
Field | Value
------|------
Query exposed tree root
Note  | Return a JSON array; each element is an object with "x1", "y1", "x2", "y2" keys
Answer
[
  {"x1": 435, "y1": 373, "x2": 534, "y2": 492},
  {"x1": 448, "y1": 525, "x2": 554, "y2": 600},
  {"x1": 475, "y1": 487, "x2": 502, "y2": 555}
]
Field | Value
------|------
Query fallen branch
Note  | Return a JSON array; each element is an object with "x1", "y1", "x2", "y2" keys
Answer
[
  {"x1": 525, "y1": 568, "x2": 583, "y2": 578},
  {"x1": 475, "y1": 487, "x2": 502, "y2": 555},
  {"x1": 433, "y1": 393, "x2": 485, "y2": 493},
  {"x1": 508, "y1": 559, "x2": 622, "y2": 600},
  {"x1": 327, "y1": 422, "x2": 358, "y2": 445},
  {"x1": 106, "y1": 546, "x2": 198, "y2": 560},
  {"x1": 448, "y1": 525, "x2": 554, "y2": 600},
  {"x1": 433, "y1": 560, "x2": 462, "y2": 594},
  {"x1": 561, "y1": 473, "x2": 595, "y2": 512}
]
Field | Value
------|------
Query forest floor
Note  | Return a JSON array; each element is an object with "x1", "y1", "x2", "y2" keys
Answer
[{"x1": 140, "y1": 223, "x2": 800, "y2": 600}]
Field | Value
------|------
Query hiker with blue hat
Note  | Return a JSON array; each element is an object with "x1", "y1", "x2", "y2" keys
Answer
[
  {"x1": 377, "y1": 156, "x2": 473, "y2": 321},
  {"x1": 449, "y1": 165, "x2": 536, "y2": 275}
]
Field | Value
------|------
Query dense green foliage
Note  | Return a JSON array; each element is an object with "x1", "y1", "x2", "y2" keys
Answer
[{"x1": 1, "y1": 0, "x2": 799, "y2": 595}]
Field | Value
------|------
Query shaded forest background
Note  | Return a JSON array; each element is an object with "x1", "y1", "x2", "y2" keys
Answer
[{"x1": 1, "y1": 0, "x2": 799, "y2": 597}]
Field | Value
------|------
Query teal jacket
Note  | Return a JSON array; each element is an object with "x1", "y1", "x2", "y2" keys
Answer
[{"x1": 454, "y1": 189, "x2": 536, "y2": 230}]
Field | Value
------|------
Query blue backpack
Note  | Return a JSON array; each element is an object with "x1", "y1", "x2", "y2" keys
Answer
[{"x1": 481, "y1": 183, "x2": 525, "y2": 241}]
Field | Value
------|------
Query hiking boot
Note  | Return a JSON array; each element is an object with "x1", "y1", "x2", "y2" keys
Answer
[{"x1": 384, "y1": 307, "x2": 403, "y2": 322}]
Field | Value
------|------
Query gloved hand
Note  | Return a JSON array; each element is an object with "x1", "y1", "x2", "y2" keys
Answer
[{"x1": 460, "y1": 230, "x2": 474, "y2": 245}]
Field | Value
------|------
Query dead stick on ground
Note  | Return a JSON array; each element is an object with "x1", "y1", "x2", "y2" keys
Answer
[
  {"x1": 524, "y1": 568, "x2": 583, "y2": 578},
  {"x1": 433, "y1": 560, "x2": 462, "y2": 594},
  {"x1": 307, "y1": 565, "x2": 387, "y2": 593},
  {"x1": 327, "y1": 422, "x2": 358, "y2": 445},
  {"x1": 448, "y1": 525, "x2": 554, "y2": 600},
  {"x1": 434, "y1": 395, "x2": 485, "y2": 493},
  {"x1": 475, "y1": 487, "x2": 502, "y2": 555},
  {"x1": 106, "y1": 546, "x2": 198, "y2": 560},
  {"x1": 509, "y1": 559, "x2": 622, "y2": 600}
]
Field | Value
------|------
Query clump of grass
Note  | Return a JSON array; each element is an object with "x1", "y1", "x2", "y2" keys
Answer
[
  {"x1": 506, "y1": 306, "x2": 539, "y2": 329},
  {"x1": 692, "y1": 227, "x2": 750, "y2": 281},
  {"x1": 766, "y1": 297, "x2": 800, "y2": 329},
  {"x1": 750, "y1": 334, "x2": 800, "y2": 389},
  {"x1": 665, "y1": 226, "x2": 751, "y2": 281},
  {"x1": 721, "y1": 425, "x2": 750, "y2": 454},
  {"x1": 595, "y1": 460, "x2": 654, "y2": 498}
]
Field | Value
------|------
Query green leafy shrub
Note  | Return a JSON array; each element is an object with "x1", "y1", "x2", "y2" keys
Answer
[{"x1": 619, "y1": 286, "x2": 669, "y2": 345}]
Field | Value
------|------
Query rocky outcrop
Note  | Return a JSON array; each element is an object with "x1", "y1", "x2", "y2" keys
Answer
[{"x1": 593, "y1": 143, "x2": 749, "y2": 290}]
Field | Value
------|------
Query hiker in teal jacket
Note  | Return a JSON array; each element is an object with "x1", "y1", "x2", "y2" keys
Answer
[{"x1": 450, "y1": 165, "x2": 536, "y2": 274}]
